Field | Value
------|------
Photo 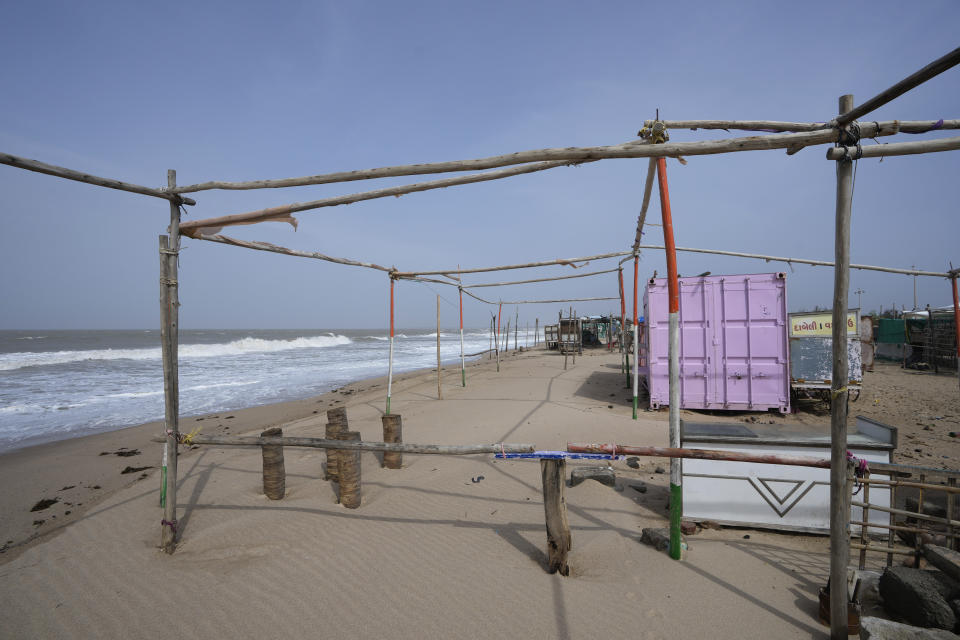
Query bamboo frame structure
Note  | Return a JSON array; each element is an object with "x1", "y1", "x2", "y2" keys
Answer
[{"x1": 2, "y1": 48, "x2": 957, "y2": 614}]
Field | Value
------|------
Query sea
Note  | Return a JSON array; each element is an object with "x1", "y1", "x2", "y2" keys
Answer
[{"x1": 0, "y1": 328, "x2": 509, "y2": 453}]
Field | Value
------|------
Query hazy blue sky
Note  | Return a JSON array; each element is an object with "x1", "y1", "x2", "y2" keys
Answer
[{"x1": 1, "y1": 1, "x2": 958, "y2": 330}]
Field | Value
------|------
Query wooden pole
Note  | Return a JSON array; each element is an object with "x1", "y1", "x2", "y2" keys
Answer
[
  {"x1": 381, "y1": 415, "x2": 403, "y2": 469},
  {"x1": 437, "y1": 295, "x2": 442, "y2": 400},
  {"x1": 657, "y1": 157, "x2": 683, "y2": 561},
  {"x1": 952, "y1": 275, "x2": 960, "y2": 396},
  {"x1": 566, "y1": 443, "x2": 832, "y2": 468},
  {"x1": 0, "y1": 152, "x2": 196, "y2": 205},
  {"x1": 830, "y1": 94, "x2": 855, "y2": 640},
  {"x1": 835, "y1": 46, "x2": 960, "y2": 126},
  {"x1": 150, "y1": 434, "x2": 537, "y2": 455},
  {"x1": 827, "y1": 135, "x2": 960, "y2": 160},
  {"x1": 159, "y1": 169, "x2": 181, "y2": 555},
  {"x1": 540, "y1": 459, "x2": 571, "y2": 576},
  {"x1": 459, "y1": 286, "x2": 465, "y2": 387},
  {"x1": 387, "y1": 277, "x2": 395, "y2": 415},
  {"x1": 337, "y1": 430, "x2": 362, "y2": 509},
  {"x1": 325, "y1": 407, "x2": 347, "y2": 481},
  {"x1": 261, "y1": 427, "x2": 285, "y2": 500},
  {"x1": 535, "y1": 318, "x2": 539, "y2": 346},
  {"x1": 633, "y1": 243, "x2": 950, "y2": 278},
  {"x1": 496, "y1": 302, "x2": 502, "y2": 372},
  {"x1": 642, "y1": 118, "x2": 958, "y2": 134},
  {"x1": 514, "y1": 310, "x2": 519, "y2": 351}
]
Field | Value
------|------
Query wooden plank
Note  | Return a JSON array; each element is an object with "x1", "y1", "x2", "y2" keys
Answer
[
  {"x1": 540, "y1": 459, "x2": 571, "y2": 575},
  {"x1": 0, "y1": 152, "x2": 196, "y2": 205}
]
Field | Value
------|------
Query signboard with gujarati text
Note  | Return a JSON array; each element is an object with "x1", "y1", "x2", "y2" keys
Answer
[{"x1": 789, "y1": 311, "x2": 858, "y2": 337}]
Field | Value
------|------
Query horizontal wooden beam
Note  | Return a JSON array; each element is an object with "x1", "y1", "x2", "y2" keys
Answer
[
  {"x1": 0, "y1": 152, "x2": 196, "y2": 205},
  {"x1": 835, "y1": 46, "x2": 960, "y2": 126},
  {"x1": 396, "y1": 251, "x2": 633, "y2": 278},
  {"x1": 462, "y1": 267, "x2": 620, "y2": 288},
  {"x1": 178, "y1": 123, "x2": 903, "y2": 234},
  {"x1": 826, "y1": 135, "x2": 960, "y2": 160},
  {"x1": 567, "y1": 442, "x2": 832, "y2": 468},
  {"x1": 150, "y1": 434, "x2": 536, "y2": 455},
  {"x1": 179, "y1": 159, "x2": 590, "y2": 236},
  {"x1": 193, "y1": 233, "x2": 393, "y2": 272},
  {"x1": 635, "y1": 244, "x2": 949, "y2": 278},
  {"x1": 641, "y1": 119, "x2": 959, "y2": 134}
]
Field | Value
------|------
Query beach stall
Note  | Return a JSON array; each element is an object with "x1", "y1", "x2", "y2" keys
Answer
[
  {"x1": 544, "y1": 324, "x2": 558, "y2": 349},
  {"x1": 640, "y1": 272, "x2": 791, "y2": 413},
  {"x1": 789, "y1": 309, "x2": 862, "y2": 400},
  {"x1": 681, "y1": 417, "x2": 896, "y2": 533}
]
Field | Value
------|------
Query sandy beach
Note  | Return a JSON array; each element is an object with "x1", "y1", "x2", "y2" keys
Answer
[{"x1": 1, "y1": 346, "x2": 957, "y2": 638}]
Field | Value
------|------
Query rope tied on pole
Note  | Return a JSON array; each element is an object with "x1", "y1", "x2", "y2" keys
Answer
[
  {"x1": 836, "y1": 121, "x2": 863, "y2": 161},
  {"x1": 161, "y1": 519, "x2": 178, "y2": 534},
  {"x1": 846, "y1": 451, "x2": 870, "y2": 495}
]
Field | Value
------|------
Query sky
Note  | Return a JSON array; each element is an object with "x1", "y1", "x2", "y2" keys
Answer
[{"x1": 1, "y1": 0, "x2": 958, "y2": 330}]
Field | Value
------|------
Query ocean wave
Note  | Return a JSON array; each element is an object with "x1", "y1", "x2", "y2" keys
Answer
[{"x1": 0, "y1": 334, "x2": 352, "y2": 371}]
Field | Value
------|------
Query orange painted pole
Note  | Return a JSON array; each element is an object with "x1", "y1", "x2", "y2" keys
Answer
[
  {"x1": 386, "y1": 277, "x2": 395, "y2": 414},
  {"x1": 632, "y1": 256, "x2": 639, "y2": 419},
  {"x1": 657, "y1": 156, "x2": 682, "y2": 561}
]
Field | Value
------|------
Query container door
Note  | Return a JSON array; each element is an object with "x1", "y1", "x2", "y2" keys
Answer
[
  {"x1": 717, "y1": 276, "x2": 789, "y2": 410},
  {"x1": 677, "y1": 279, "x2": 711, "y2": 408}
]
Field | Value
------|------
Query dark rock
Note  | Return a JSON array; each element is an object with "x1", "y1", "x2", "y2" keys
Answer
[
  {"x1": 640, "y1": 527, "x2": 687, "y2": 553},
  {"x1": 630, "y1": 483, "x2": 648, "y2": 494},
  {"x1": 30, "y1": 498, "x2": 58, "y2": 512},
  {"x1": 924, "y1": 545, "x2": 960, "y2": 583},
  {"x1": 680, "y1": 520, "x2": 697, "y2": 535},
  {"x1": 654, "y1": 466, "x2": 665, "y2": 474},
  {"x1": 879, "y1": 566, "x2": 960, "y2": 630},
  {"x1": 625, "y1": 457, "x2": 640, "y2": 469},
  {"x1": 569, "y1": 466, "x2": 616, "y2": 488},
  {"x1": 860, "y1": 616, "x2": 959, "y2": 639}
]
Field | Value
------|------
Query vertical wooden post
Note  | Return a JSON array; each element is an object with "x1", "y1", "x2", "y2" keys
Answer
[
  {"x1": 858, "y1": 470, "x2": 869, "y2": 569},
  {"x1": 887, "y1": 480, "x2": 896, "y2": 567},
  {"x1": 949, "y1": 477, "x2": 957, "y2": 551},
  {"x1": 459, "y1": 286, "x2": 465, "y2": 387},
  {"x1": 325, "y1": 407, "x2": 347, "y2": 481},
  {"x1": 514, "y1": 310, "x2": 519, "y2": 351},
  {"x1": 496, "y1": 302, "x2": 502, "y2": 372},
  {"x1": 916, "y1": 474, "x2": 926, "y2": 568},
  {"x1": 337, "y1": 430, "x2": 362, "y2": 509},
  {"x1": 381, "y1": 414, "x2": 403, "y2": 469},
  {"x1": 535, "y1": 318, "x2": 539, "y2": 346},
  {"x1": 951, "y1": 275, "x2": 959, "y2": 395},
  {"x1": 540, "y1": 459, "x2": 571, "y2": 576},
  {"x1": 504, "y1": 319, "x2": 510, "y2": 353},
  {"x1": 387, "y1": 277, "x2": 395, "y2": 415},
  {"x1": 830, "y1": 94, "x2": 855, "y2": 640},
  {"x1": 261, "y1": 427, "x2": 285, "y2": 500},
  {"x1": 656, "y1": 157, "x2": 682, "y2": 560},
  {"x1": 436, "y1": 295, "x2": 442, "y2": 400},
  {"x1": 159, "y1": 169, "x2": 181, "y2": 555}
]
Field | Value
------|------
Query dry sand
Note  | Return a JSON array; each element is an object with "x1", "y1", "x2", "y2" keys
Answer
[{"x1": 0, "y1": 348, "x2": 957, "y2": 638}]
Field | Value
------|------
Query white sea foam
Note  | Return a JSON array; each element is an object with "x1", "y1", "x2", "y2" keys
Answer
[{"x1": 0, "y1": 334, "x2": 352, "y2": 371}]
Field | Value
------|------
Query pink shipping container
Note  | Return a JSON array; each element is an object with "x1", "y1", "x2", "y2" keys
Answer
[{"x1": 640, "y1": 272, "x2": 791, "y2": 413}]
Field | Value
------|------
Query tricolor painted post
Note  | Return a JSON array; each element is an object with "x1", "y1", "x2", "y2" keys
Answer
[
  {"x1": 459, "y1": 286, "x2": 465, "y2": 387},
  {"x1": 386, "y1": 276, "x2": 395, "y2": 415},
  {"x1": 619, "y1": 268, "x2": 628, "y2": 384},
  {"x1": 632, "y1": 255, "x2": 639, "y2": 419},
  {"x1": 657, "y1": 156, "x2": 683, "y2": 561}
]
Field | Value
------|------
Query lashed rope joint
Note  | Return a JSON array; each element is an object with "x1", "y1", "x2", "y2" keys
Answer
[
  {"x1": 161, "y1": 518, "x2": 178, "y2": 534},
  {"x1": 846, "y1": 451, "x2": 870, "y2": 495},
  {"x1": 836, "y1": 122, "x2": 862, "y2": 161}
]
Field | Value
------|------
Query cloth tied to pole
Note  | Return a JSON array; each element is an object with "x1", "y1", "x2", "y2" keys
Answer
[{"x1": 846, "y1": 450, "x2": 869, "y2": 495}]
